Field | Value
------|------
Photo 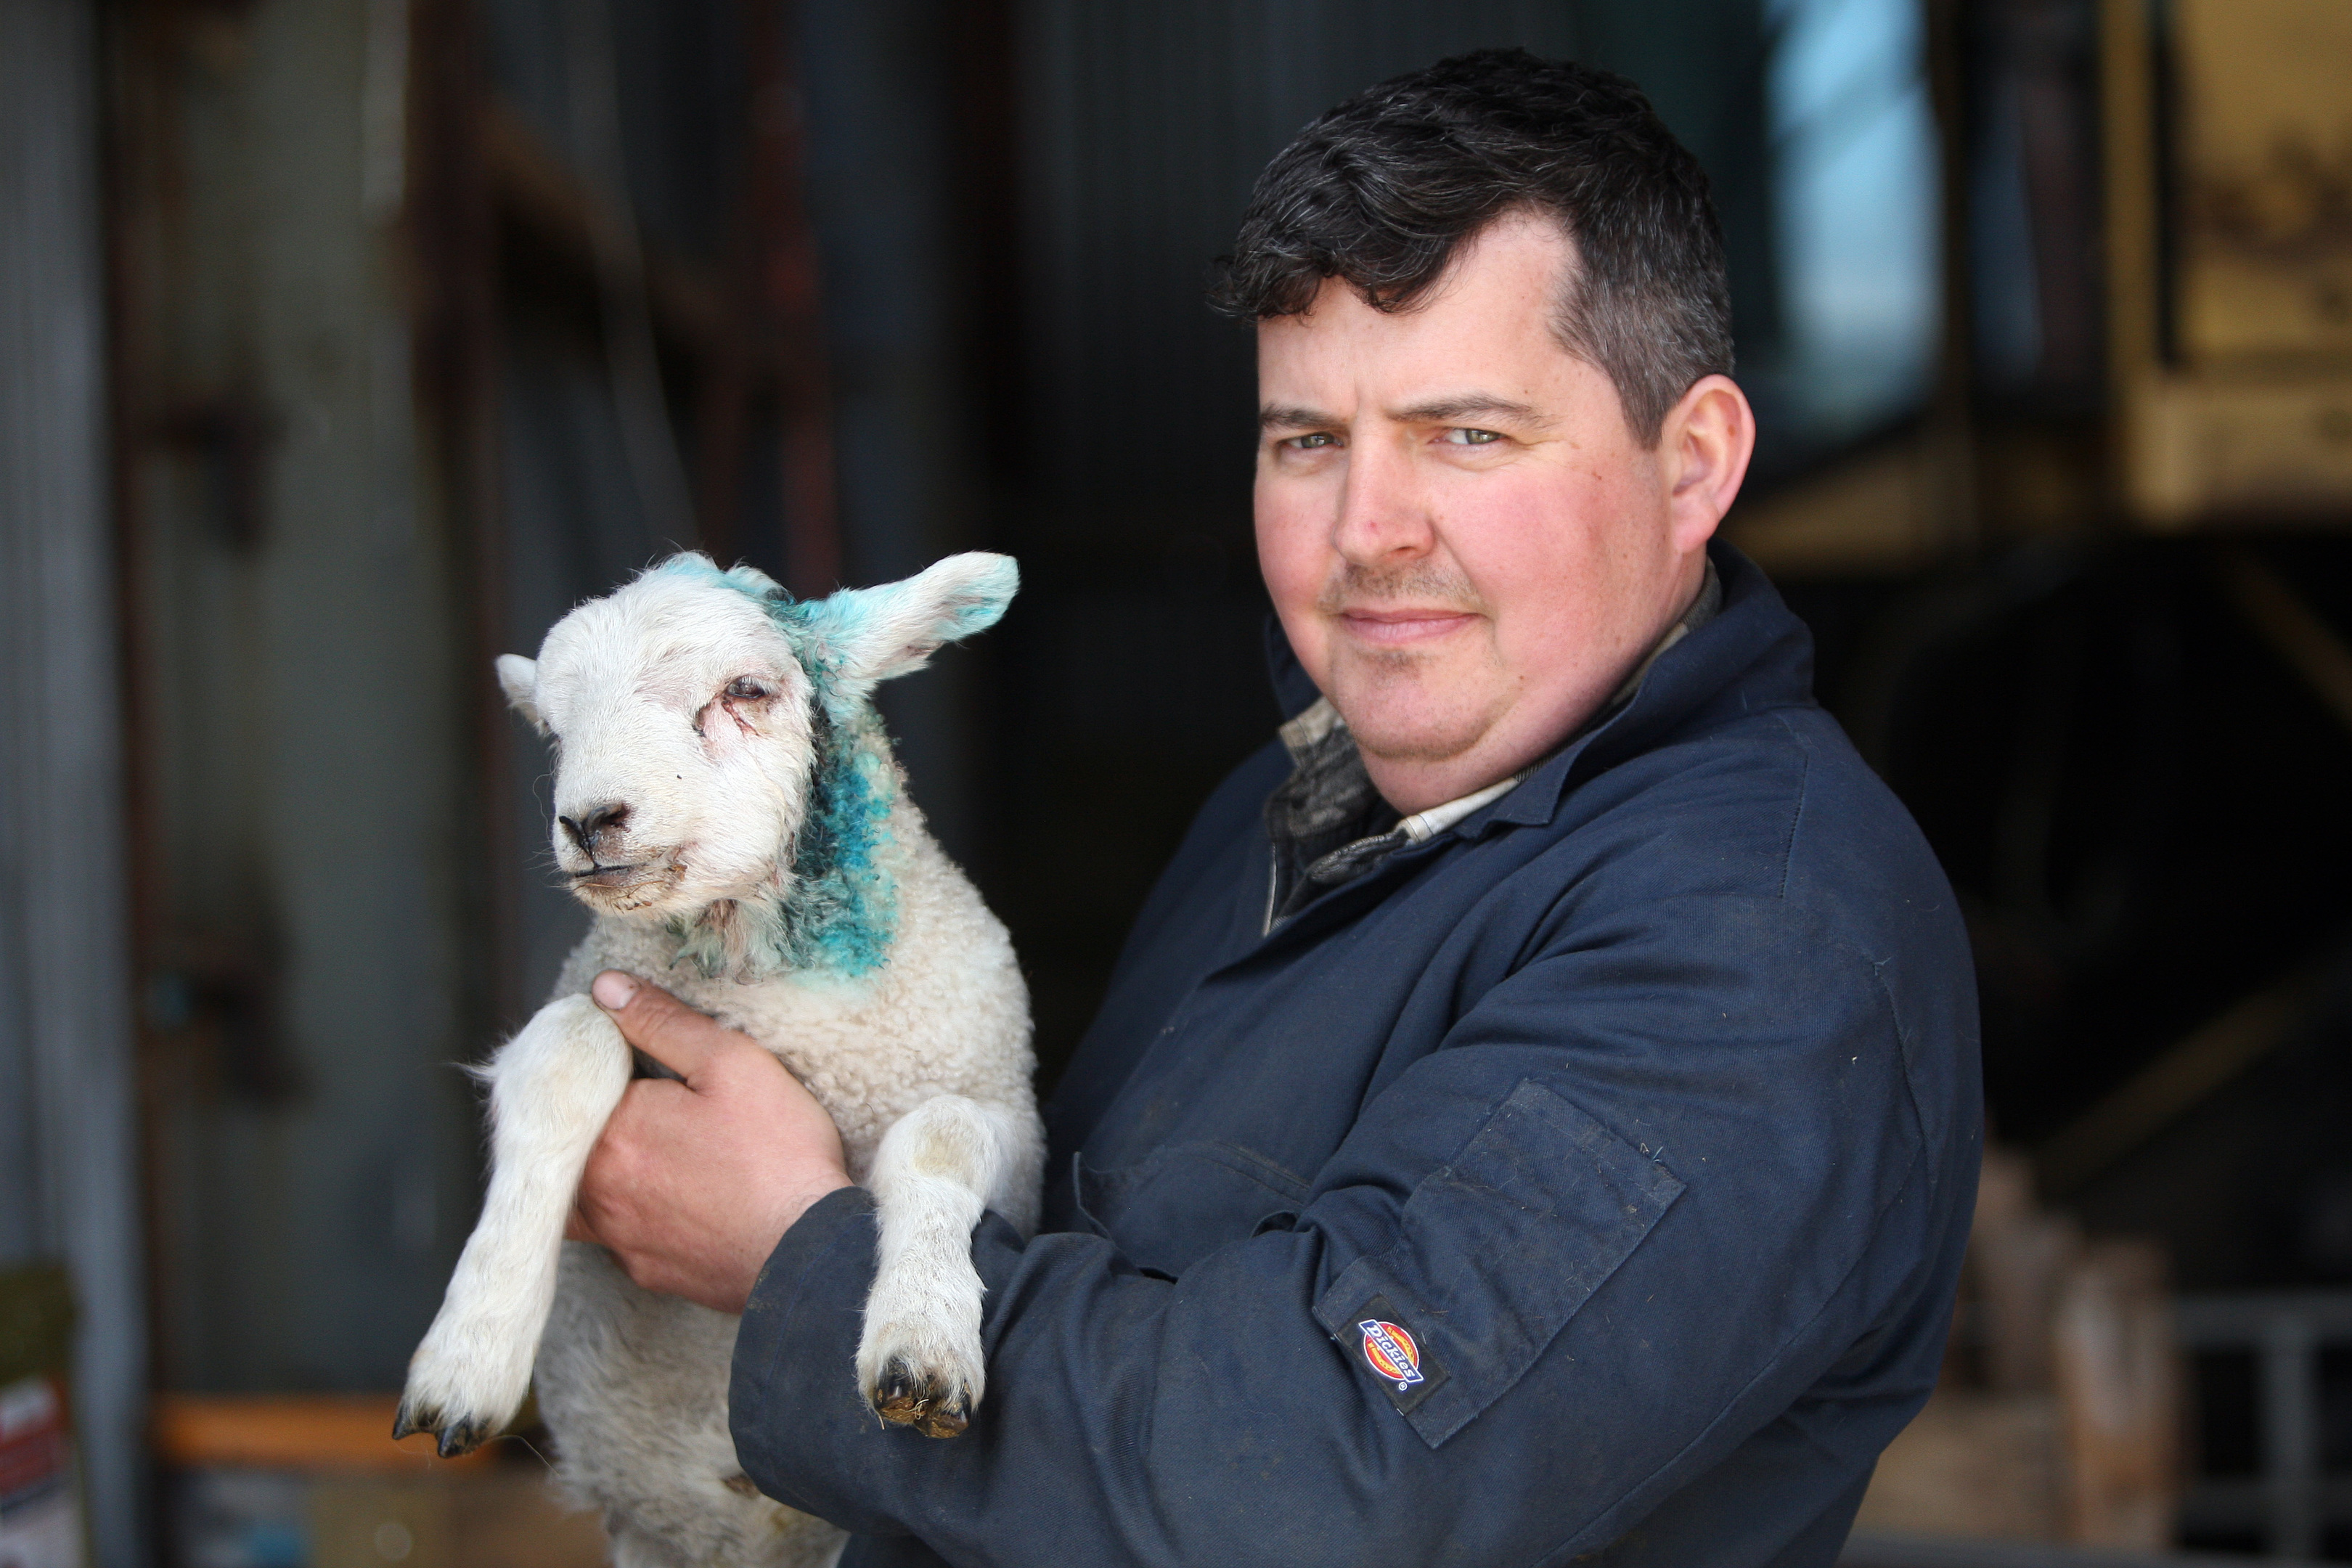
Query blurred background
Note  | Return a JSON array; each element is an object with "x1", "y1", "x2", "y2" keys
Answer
[{"x1": 4, "y1": 0, "x2": 2352, "y2": 1562}]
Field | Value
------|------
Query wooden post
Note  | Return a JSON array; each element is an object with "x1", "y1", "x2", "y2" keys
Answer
[{"x1": 2052, "y1": 1238, "x2": 2183, "y2": 1549}]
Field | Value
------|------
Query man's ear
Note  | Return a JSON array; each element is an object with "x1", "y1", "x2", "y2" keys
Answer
[
  {"x1": 795, "y1": 552, "x2": 1019, "y2": 715},
  {"x1": 1660, "y1": 375, "x2": 1755, "y2": 555},
  {"x1": 496, "y1": 654, "x2": 546, "y2": 733}
]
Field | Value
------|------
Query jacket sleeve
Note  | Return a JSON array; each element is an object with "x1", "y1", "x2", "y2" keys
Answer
[{"x1": 730, "y1": 893, "x2": 1953, "y2": 1568}]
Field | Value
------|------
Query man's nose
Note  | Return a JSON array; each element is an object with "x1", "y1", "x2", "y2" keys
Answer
[
  {"x1": 560, "y1": 801, "x2": 632, "y2": 859},
  {"x1": 1330, "y1": 436, "x2": 1434, "y2": 565}
]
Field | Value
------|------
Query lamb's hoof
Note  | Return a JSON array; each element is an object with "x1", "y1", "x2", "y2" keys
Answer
[
  {"x1": 391, "y1": 1400, "x2": 494, "y2": 1459},
  {"x1": 870, "y1": 1362, "x2": 970, "y2": 1439}
]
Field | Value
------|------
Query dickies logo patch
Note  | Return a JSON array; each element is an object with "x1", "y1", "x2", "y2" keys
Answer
[
  {"x1": 1358, "y1": 1318, "x2": 1424, "y2": 1389},
  {"x1": 1339, "y1": 1292, "x2": 1448, "y2": 1413}
]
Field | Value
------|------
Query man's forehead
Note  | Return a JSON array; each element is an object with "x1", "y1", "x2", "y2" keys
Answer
[{"x1": 1254, "y1": 231, "x2": 1585, "y2": 399}]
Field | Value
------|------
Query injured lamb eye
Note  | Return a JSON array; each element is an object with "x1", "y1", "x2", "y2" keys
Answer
[{"x1": 724, "y1": 677, "x2": 771, "y2": 701}]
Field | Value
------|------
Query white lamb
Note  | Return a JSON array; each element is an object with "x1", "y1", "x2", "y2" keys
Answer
[{"x1": 396, "y1": 551, "x2": 1043, "y2": 1568}]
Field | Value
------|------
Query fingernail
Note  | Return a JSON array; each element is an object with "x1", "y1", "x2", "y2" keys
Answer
[{"x1": 592, "y1": 971, "x2": 638, "y2": 1010}]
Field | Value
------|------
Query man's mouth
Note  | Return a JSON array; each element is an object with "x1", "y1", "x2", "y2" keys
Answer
[{"x1": 1335, "y1": 608, "x2": 1479, "y2": 647}]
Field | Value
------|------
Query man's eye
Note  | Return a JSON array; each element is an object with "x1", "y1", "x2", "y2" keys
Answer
[
  {"x1": 724, "y1": 677, "x2": 771, "y2": 701},
  {"x1": 1442, "y1": 428, "x2": 1503, "y2": 446},
  {"x1": 1283, "y1": 432, "x2": 1340, "y2": 450}
]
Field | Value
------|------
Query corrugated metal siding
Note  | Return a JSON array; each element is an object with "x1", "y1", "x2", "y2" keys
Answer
[{"x1": 0, "y1": 0, "x2": 147, "y2": 1557}]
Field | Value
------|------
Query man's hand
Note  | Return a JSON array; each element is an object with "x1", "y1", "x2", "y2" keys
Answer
[{"x1": 566, "y1": 971, "x2": 852, "y2": 1314}]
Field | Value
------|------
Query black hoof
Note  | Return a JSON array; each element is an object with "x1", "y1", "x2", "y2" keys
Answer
[
  {"x1": 437, "y1": 1415, "x2": 491, "y2": 1458},
  {"x1": 870, "y1": 1360, "x2": 970, "y2": 1439},
  {"x1": 391, "y1": 1402, "x2": 491, "y2": 1458}
]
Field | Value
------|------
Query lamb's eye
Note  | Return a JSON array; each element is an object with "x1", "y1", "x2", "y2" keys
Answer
[{"x1": 724, "y1": 677, "x2": 771, "y2": 702}]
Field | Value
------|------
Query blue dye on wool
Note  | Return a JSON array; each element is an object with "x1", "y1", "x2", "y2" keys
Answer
[
  {"x1": 642, "y1": 558, "x2": 896, "y2": 980},
  {"x1": 647, "y1": 551, "x2": 1012, "y2": 980},
  {"x1": 664, "y1": 703, "x2": 899, "y2": 982},
  {"x1": 768, "y1": 705, "x2": 900, "y2": 975}
]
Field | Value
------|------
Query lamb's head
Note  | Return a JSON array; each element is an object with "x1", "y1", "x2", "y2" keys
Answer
[{"x1": 495, "y1": 550, "x2": 1018, "y2": 973}]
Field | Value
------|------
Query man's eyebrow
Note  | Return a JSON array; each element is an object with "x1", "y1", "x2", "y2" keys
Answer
[
  {"x1": 1258, "y1": 404, "x2": 1337, "y2": 431},
  {"x1": 1389, "y1": 393, "x2": 1552, "y2": 428},
  {"x1": 1257, "y1": 394, "x2": 1555, "y2": 431}
]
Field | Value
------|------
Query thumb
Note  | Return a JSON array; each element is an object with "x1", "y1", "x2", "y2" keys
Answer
[{"x1": 591, "y1": 971, "x2": 738, "y2": 1085}]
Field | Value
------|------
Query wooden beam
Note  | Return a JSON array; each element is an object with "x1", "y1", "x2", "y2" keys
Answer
[
  {"x1": 2036, "y1": 968, "x2": 2319, "y2": 1195},
  {"x1": 2221, "y1": 548, "x2": 2352, "y2": 739}
]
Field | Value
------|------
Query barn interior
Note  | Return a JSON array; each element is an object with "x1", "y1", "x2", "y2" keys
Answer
[{"x1": 5, "y1": 0, "x2": 2352, "y2": 1563}]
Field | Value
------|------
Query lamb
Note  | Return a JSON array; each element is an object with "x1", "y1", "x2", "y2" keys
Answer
[{"x1": 395, "y1": 551, "x2": 1043, "y2": 1568}]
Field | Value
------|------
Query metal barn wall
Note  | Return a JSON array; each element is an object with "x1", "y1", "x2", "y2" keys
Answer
[
  {"x1": 110, "y1": 0, "x2": 481, "y2": 1397},
  {"x1": 0, "y1": 0, "x2": 147, "y2": 1558}
]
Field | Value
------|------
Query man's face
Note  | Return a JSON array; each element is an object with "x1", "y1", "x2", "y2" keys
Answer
[{"x1": 1254, "y1": 213, "x2": 1741, "y2": 812}]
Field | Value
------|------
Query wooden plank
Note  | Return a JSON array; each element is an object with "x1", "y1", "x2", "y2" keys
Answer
[{"x1": 152, "y1": 1392, "x2": 497, "y2": 1473}]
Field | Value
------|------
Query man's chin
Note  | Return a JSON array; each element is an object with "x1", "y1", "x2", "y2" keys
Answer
[{"x1": 1330, "y1": 695, "x2": 1491, "y2": 770}]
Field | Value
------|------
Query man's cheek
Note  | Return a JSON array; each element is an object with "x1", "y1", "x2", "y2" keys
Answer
[{"x1": 1273, "y1": 604, "x2": 1333, "y2": 690}]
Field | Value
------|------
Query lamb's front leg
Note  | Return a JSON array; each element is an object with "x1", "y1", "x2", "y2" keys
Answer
[
  {"x1": 858, "y1": 1095, "x2": 1034, "y2": 1439},
  {"x1": 396, "y1": 993, "x2": 631, "y2": 1456}
]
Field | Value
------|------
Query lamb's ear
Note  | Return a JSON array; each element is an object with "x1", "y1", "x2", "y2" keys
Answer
[
  {"x1": 802, "y1": 552, "x2": 1018, "y2": 709},
  {"x1": 496, "y1": 654, "x2": 547, "y2": 734}
]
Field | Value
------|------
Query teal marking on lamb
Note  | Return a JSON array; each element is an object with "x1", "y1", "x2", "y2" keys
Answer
[
  {"x1": 666, "y1": 701, "x2": 899, "y2": 981},
  {"x1": 637, "y1": 559, "x2": 894, "y2": 979},
  {"x1": 772, "y1": 704, "x2": 899, "y2": 975},
  {"x1": 764, "y1": 595, "x2": 854, "y2": 720},
  {"x1": 645, "y1": 552, "x2": 1011, "y2": 980},
  {"x1": 650, "y1": 552, "x2": 855, "y2": 716}
]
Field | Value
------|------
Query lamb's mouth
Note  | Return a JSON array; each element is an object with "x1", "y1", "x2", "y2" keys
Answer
[{"x1": 567, "y1": 854, "x2": 687, "y2": 911}]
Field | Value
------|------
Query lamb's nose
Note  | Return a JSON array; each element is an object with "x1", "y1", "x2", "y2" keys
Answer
[{"x1": 560, "y1": 801, "x2": 632, "y2": 855}]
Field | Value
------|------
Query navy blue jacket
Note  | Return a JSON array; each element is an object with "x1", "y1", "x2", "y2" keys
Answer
[{"x1": 731, "y1": 544, "x2": 1982, "y2": 1567}]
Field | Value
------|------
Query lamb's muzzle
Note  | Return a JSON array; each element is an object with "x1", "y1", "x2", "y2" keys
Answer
[{"x1": 560, "y1": 801, "x2": 632, "y2": 860}]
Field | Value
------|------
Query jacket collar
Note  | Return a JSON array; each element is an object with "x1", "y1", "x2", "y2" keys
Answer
[{"x1": 1483, "y1": 542, "x2": 1813, "y2": 831}]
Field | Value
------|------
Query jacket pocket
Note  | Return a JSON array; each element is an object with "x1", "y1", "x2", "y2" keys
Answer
[{"x1": 1312, "y1": 1077, "x2": 1686, "y2": 1448}]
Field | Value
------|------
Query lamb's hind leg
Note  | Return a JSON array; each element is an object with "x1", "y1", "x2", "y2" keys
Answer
[
  {"x1": 396, "y1": 994, "x2": 631, "y2": 1456},
  {"x1": 859, "y1": 1096, "x2": 1027, "y2": 1438}
]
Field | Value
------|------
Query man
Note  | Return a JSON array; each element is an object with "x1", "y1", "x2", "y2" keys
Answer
[{"x1": 570, "y1": 49, "x2": 1980, "y2": 1567}]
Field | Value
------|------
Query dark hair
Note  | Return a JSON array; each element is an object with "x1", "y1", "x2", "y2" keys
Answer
[{"x1": 1210, "y1": 48, "x2": 1733, "y2": 444}]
